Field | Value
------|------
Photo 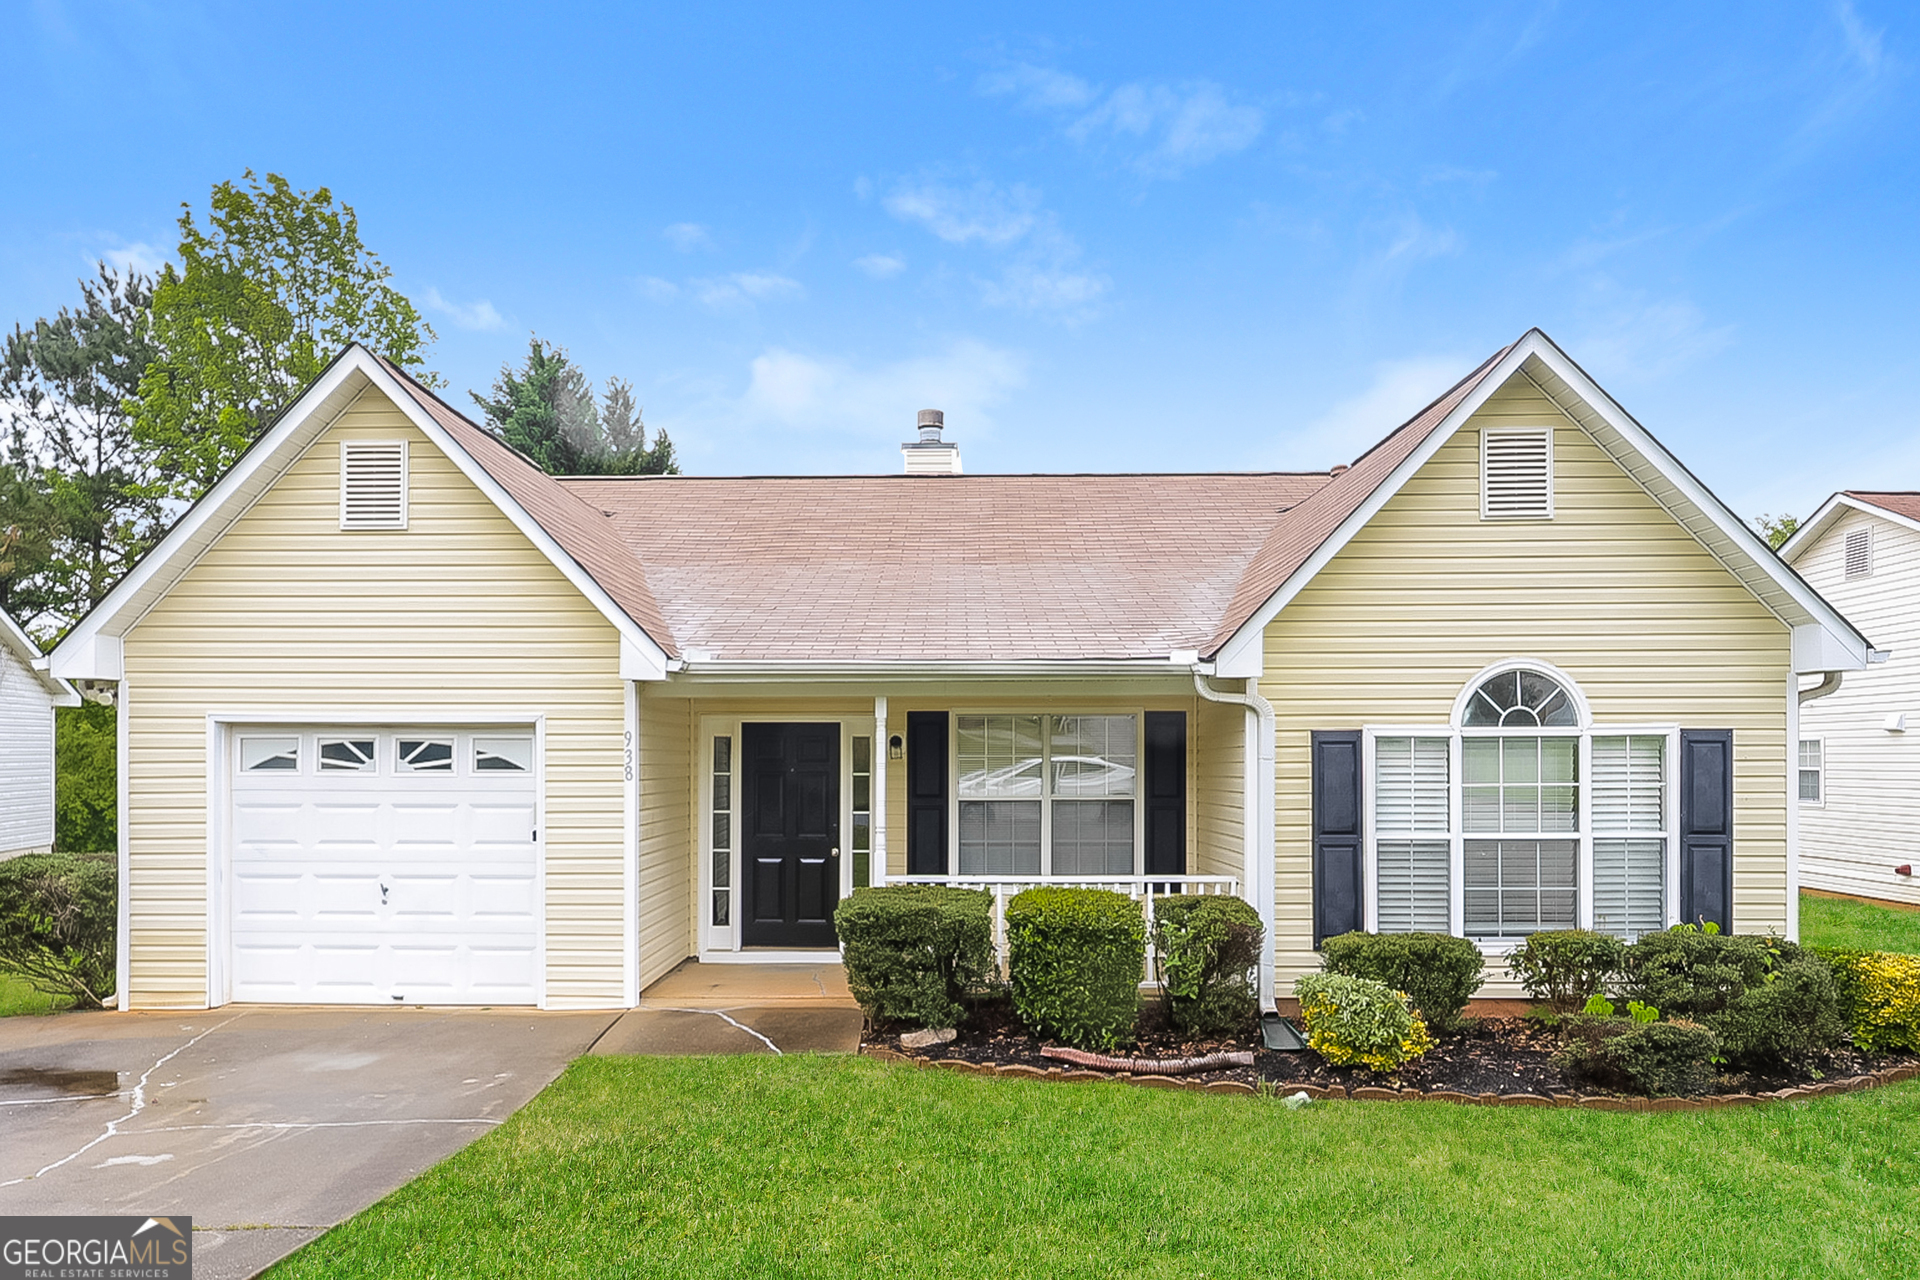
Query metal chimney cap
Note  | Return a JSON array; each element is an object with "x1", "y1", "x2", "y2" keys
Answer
[{"x1": 917, "y1": 409, "x2": 944, "y2": 443}]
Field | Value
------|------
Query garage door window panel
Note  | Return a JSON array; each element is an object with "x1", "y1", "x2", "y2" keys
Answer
[
  {"x1": 474, "y1": 737, "x2": 533, "y2": 772},
  {"x1": 319, "y1": 739, "x2": 377, "y2": 772},
  {"x1": 398, "y1": 739, "x2": 455, "y2": 772},
  {"x1": 242, "y1": 737, "x2": 300, "y2": 772}
]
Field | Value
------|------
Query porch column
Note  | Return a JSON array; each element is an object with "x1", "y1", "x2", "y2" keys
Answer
[{"x1": 872, "y1": 694, "x2": 888, "y2": 887}]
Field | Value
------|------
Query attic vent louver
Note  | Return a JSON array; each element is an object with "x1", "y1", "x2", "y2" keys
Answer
[
  {"x1": 1480, "y1": 428, "x2": 1553, "y2": 520},
  {"x1": 340, "y1": 440, "x2": 409, "y2": 530},
  {"x1": 1845, "y1": 526, "x2": 1874, "y2": 580}
]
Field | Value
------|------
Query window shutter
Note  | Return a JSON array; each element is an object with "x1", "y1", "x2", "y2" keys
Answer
[
  {"x1": 906, "y1": 712, "x2": 949, "y2": 875},
  {"x1": 1480, "y1": 429, "x2": 1553, "y2": 520},
  {"x1": 1312, "y1": 730, "x2": 1363, "y2": 946},
  {"x1": 1844, "y1": 527, "x2": 1873, "y2": 579},
  {"x1": 1679, "y1": 730, "x2": 1733, "y2": 932},
  {"x1": 340, "y1": 440, "x2": 409, "y2": 529},
  {"x1": 1143, "y1": 711, "x2": 1187, "y2": 877}
]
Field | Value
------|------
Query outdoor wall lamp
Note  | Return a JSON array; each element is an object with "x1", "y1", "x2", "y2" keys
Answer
[{"x1": 888, "y1": 735, "x2": 904, "y2": 760}]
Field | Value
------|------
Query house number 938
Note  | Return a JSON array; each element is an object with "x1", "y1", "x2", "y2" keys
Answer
[{"x1": 623, "y1": 731, "x2": 634, "y2": 782}]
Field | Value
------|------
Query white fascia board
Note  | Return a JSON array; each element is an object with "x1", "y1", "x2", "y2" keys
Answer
[
  {"x1": 50, "y1": 350, "x2": 376, "y2": 677},
  {"x1": 1211, "y1": 335, "x2": 1540, "y2": 675},
  {"x1": 1781, "y1": 494, "x2": 1920, "y2": 563},
  {"x1": 356, "y1": 357, "x2": 672, "y2": 681},
  {"x1": 1517, "y1": 340, "x2": 1871, "y2": 672},
  {"x1": 4, "y1": 611, "x2": 79, "y2": 701}
]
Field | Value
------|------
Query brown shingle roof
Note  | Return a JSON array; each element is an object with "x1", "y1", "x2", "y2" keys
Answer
[
  {"x1": 1844, "y1": 492, "x2": 1920, "y2": 524},
  {"x1": 561, "y1": 473, "x2": 1331, "y2": 662},
  {"x1": 377, "y1": 360, "x2": 680, "y2": 656}
]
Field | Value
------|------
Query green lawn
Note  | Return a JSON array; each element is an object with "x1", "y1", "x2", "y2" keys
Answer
[
  {"x1": 0, "y1": 970, "x2": 71, "y2": 1017},
  {"x1": 270, "y1": 1054, "x2": 1920, "y2": 1280},
  {"x1": 1801, "y1": 891, "x2": 1920, "y2": 954}
]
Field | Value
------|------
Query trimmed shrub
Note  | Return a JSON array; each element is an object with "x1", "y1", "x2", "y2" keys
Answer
[
  {"x1": 1293, "y1": 972, "x2": 1434, "y2": 1073},
  {"x1": 1814, "y1": 947, "x2": 1920, "y2": 1053},
  {"x1": 1506, "y1": 930, "x2": 1625, "y2": 1014},
  {"x1": 1558, "y1": 1017, "x2": 1719, "y2": 1096},
  {"x1": 1007, "y1": 887, "x2": 1145, "y2": 1049},
  {"x1": 1152, "y1": 895, "x2": 1263, "y2": 1037},
  {"x1": 1321, "y1": 931, "x2": 1484, "y2": 1031},
  {"x1": 0, "y1": 852, "x2": 117, "y2": 1008},
  {"x1": 834, "y1": 886, "x2": 994, "y2": 1029},
  {"x1": 1620, "y1": 930, "x2": 1843, "y2": 1071}
]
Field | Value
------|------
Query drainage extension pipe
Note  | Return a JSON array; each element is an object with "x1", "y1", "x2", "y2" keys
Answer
[
  {"x1": 1041, "y1": 1046, "x2": 1256, "y2": 1074},
  {"x1": 1194, "y1": 670, "x2": 1276, "y2": 1006},
  {"x1": 1798, "y1": 671, "x2": 1844, "y2": 704}
]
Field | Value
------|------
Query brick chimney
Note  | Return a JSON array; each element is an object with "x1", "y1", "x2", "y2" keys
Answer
[{"x1": 901, "y1": 409, "x2": 962, "y2": 475}]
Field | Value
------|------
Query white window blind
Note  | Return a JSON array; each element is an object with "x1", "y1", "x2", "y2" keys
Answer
[
  {"x1": 1591, "y1": 735, "x2": 1667, "y2": 940},
  {"x1": 1373, "y1": 736, "x2": 1451, "y2": 933},
  {"x1": 1844, "y1": 527, "x2": 1873, "y2": 580},
  {"x1": 1481, "y1": 429, "x2": 1553, "y2": 520},
  {"x1": 340, "y1": 440, "x2": 409, "y2": 530}
]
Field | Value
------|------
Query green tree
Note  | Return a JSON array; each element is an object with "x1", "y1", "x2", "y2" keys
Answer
[
  {"x1": 55, "y1": 702, "x2": 117, "y2": 854},
  {"x1": 2, "y1": 265, "x2": 165, "y2": 637},
  {"x1": 1754, "y1": 513, "x2": 1800, "y2": 550},
  {"x1": 472, "y1": 339, "x2": 678, "y2": 476},
  {"x1": 132, "y1": 171, "x2": 440, "y2": 500}
]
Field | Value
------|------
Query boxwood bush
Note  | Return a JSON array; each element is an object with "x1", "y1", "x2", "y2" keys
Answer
[
  {"x1": 1815, "y1": 946, "x2": 1920, "y2": 1052},
  {"x1": 1557, "y1": 1016, "x2": 1719, "y2": 1096},
  {"x1": 1505, "y1": 930, "x2": 1625, "y2": 1014},
  {"x1": 1151, "y1": 894, "x2": 1263, "y2": 1037},
  {"x1": 0, "y1": 851, "x2": 117, "y2": 1008},
  {"x1": 1293, "y1": 972, "x2": 1434, "y2": 1073},
  {"x1": 834, "y1": 885, "x2": 994, "y2": 1029},
  {"x1": 1619, "y1": 929, "x2": 1842, "y2": 1071},
  {"x1": 1321, "y1": 931, "x2": 1484, "y2": 1031},
  {"x1": 1007, "y1": 887, "x2": 1145, "y2": 1049}
]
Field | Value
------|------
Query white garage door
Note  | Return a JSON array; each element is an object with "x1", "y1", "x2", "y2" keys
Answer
[{"x1": 230, "y1": 728, "x2": 539, "y2": 1005}]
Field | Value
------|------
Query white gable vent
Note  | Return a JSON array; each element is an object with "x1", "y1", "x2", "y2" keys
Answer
[
  {"x1": 1845, "y1": 526, "x2": 1874, "y2": 579},
  {"x1": 340, "y1": 440, "x2": 409, "y2": 530},
  {"x1": 1480, "y1": 428, "x2": 1553, "y2": 520}
]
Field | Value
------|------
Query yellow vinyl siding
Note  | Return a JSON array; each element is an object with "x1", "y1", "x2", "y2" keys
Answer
[
  {"x1": 637, "y1": 691, "x2": 693, "y2": 986},
  {"x1": 1263, "y1": 374, "x2": 1791, "y2": 990},
  {"x1": 1192, "y1": 696, "x2": 1245, "y2": 879},
  {"x1": 122, "y1": 390, "x2": 629, "y2": 1008}
]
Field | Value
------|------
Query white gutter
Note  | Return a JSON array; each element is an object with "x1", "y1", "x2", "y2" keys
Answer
[{"x1": 1194, "y1": 670, "x2": 1276, "y2": 1007}]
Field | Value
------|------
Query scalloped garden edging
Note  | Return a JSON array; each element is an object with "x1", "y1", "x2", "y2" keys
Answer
[{"x1": 859, "y1": 1046, "x2": 1920, "y2": 1110}]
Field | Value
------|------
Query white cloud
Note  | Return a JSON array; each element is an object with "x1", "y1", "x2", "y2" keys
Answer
[
  {"x1": 854, "y1": 253, "x2": 906, "y2": 279},
  {"x1": 663, "y1": 222, "x2": 713, "y2": 252},
  {"x1": 1571, "y1": 295, "x2": 1735, "y2": 383},
  {"x1": 638, "y1": 276, "x2": 681, "y2": 301},
  {"x1": 740, "y1": 339, "x2": 1027, "y2": 440},
  {"x1": 1835, "y1": 0, "x2": 1885, "y2": 73},
  {"x1": 421, "y1": 287, "x2": 505, "y2": 331},
  {"x1": 984, "y1": 63, "x2": 1264, "y2": 178},
  {"x1": 883, "y1": 179, "x2": 1038, "y2": 246},
  {"x1": 99, "y1": 241, "x2": 166, "y2": 276},
  {"x1": 690, "y1": 272, "x2": 804, "y2": 309},
  {"x1": 1277, "y1": 357, "x2": 1474, "y2": 468},
  {"x1": 976, "y1": 260, "x2": 1108, "y2": 314}
]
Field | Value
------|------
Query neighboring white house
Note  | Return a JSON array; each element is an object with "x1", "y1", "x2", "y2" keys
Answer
[
  {"x1": 1, "y1": 611, "x2": 81, "y2": 857},
  {"x1": 1782, "y1": 493, "x2": 1919, "y2": 904}
]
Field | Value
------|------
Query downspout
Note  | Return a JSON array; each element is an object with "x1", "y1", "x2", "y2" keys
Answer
[
  {"x1": 1194, "y1": 670, "x2": 1277, "y2": 1007},
  {"x1": 1788, "y1": 669, "x2": 1847, "y2": 943},
  {"x1": 1798, "y1": 671, "x2": 1844, "y2": 704}
]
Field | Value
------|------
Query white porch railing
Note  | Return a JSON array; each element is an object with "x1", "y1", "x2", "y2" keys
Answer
[{"x1": 893, "y1": 874, "x2": 1242, "y2": 979}]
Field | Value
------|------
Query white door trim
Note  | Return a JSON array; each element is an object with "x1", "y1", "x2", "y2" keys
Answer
[{"x1": 205, "y1": 710, "x2": 548, "y2": 1008}]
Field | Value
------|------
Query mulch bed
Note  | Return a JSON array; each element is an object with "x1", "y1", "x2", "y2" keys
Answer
[{"x1": 863, "y1": 998, "x2": 1920, "y2": 1103}]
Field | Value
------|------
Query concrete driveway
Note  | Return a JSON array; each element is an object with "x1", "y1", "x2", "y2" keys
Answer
[{"x1": 0, "y1": 1006, "x2": 617, "y2": 1279}]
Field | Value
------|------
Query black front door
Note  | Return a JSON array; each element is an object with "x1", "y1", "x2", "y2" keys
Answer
[{"x1": 742, "y1": 722, "x2": 841, "y2": 948}]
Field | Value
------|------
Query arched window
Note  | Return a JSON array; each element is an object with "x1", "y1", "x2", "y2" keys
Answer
[{"x1": 1365, "y1": 662, "x2": 1672, "y2": 946}]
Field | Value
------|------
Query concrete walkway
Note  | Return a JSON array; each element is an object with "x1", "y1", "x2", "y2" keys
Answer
[
  {"x1": 591, "y1": 959, "x2": 865, "y2": 1056},
  {"x1": 0, "y1": 1007, "x2": 614, "y2": 1280}
]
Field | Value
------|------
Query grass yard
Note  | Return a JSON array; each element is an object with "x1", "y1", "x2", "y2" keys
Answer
[
  {"x1": 1801, "y1": 891, "x2": 1920, "y2": 954},
  {"x1": 0, "y1": 970, "x2": 70, "y2": 1017},
  {"x1": 270, "y1": 1054, "x2": 1920, "y2": 1280}
]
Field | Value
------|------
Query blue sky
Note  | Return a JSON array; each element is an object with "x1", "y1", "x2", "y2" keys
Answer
[{"x1": 4, "y1": 1, "x2": 1913, "y2": 522}]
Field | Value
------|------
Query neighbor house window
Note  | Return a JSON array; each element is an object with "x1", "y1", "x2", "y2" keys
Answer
[
  {"x1": 956, "y1": 714, "x2": 1137, "y2": 876},
  {"x1": 1798, "y1": 739, "x2": 1823, "y2": 805},
  {"x1": 1365, "y1": 664, "x2": 1673, "y2": 946}
]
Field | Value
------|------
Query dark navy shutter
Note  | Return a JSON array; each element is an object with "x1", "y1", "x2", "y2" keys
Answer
[
  {"x1": 1679, "y1": 729, "x2": 1734, "y2": 932},
  {"x1": 906, "y1": 711, "x2": 949, "y2": 875},
  {"x1": 1312, "y1": 730, "x2": 1364, "y2": 946},
  {"x1": 1143, "y1": 711, "x2": 1187, "y2": 877}
]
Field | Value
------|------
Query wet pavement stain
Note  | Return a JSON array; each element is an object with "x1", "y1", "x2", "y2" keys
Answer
[{"x1": 0, "y1": 1067, "x2": 123, "y2": 1097}]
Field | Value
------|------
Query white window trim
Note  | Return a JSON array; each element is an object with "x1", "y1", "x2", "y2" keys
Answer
[
  {"x1": 1362, "y1": 698, "x2": 1679, "y2": 954},
  {"x1": 1479, "y1": 426, "x2": 1555, "y2": 521},
  {"x1": 695, "y1": 715, "x2": 873, "y2": 961},
  {"x1": 1798, "y1": 735, "x2": 1826, "y2": 809},
  {"x1": 945, "y1": 710, "x2": 1147, "y2": 879},
  {"x1": 338, "y1": 438, "x2": 410, "y2": 531}
]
